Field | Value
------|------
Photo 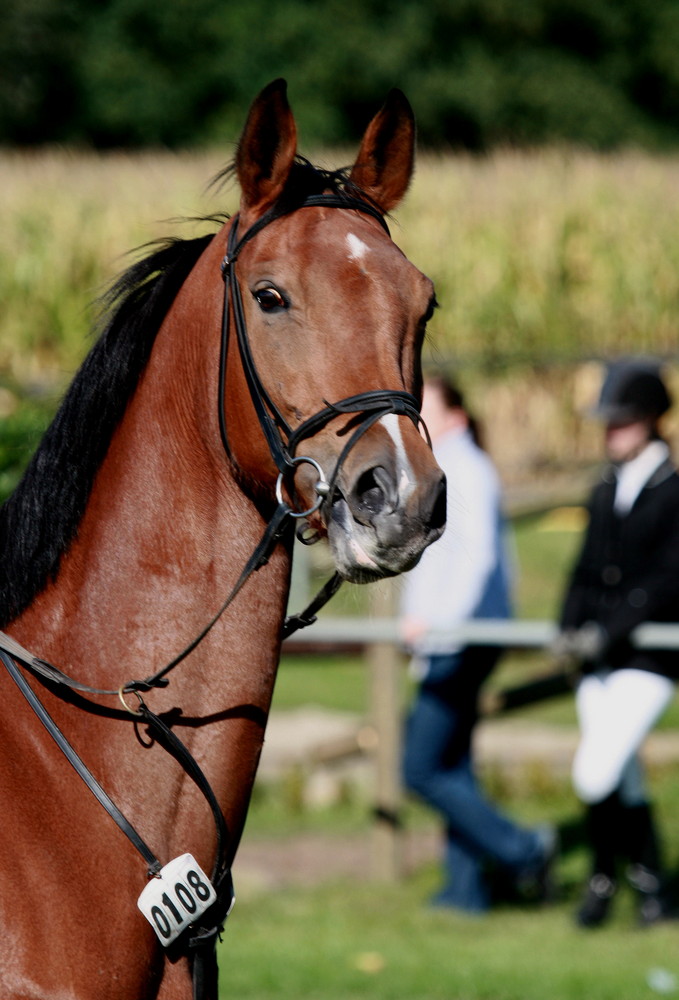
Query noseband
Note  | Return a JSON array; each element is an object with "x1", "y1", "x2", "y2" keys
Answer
[{"x1": 218, "y1": 193, "x2": 424, "y2": 519}]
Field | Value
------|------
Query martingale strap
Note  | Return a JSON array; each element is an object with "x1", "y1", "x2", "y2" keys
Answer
[
  {"x1": 281, "y1": 571, "x2": 343, "y2": 639},
  {"x1": 0, "y1": 648, "x2": 236, "y2": 982},
  {"x1": 0, "y1": 648, "x2": 160, "y2": 874}
]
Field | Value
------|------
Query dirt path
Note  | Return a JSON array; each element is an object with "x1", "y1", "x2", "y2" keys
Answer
[{"x1": 234, "y1": 828, "x2": 440, "y2": 897}]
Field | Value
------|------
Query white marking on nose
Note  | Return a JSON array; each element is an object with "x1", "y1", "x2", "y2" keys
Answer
[
  {"x1": 346, "y1": 233, "x2": 370, "y2": 263},
  {"x1": 381, "y1": 413, "x2": 416, "y2": 502},
  {"x1": 349, "y1": 538, "x2": 379, "y2": 569}
]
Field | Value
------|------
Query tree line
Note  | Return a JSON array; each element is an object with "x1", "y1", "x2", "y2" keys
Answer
[{"x1": 2, "y1": 0, "x2": 679, "y2": 150}]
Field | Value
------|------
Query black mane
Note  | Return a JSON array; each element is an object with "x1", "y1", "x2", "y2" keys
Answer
[{"x1": 0, "y1": 232, "x2": 215, "y2": 627}]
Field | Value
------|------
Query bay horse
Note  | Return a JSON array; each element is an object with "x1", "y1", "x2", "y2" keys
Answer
[{"x1": 0, "y1": 79, "x2": 445, "y2": 999}]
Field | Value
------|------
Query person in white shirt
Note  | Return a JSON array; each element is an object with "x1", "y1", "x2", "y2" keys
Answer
[
  {"x1": 401, "y1": 374, "x2": 555, "y2": 913},
  {"x1": 554, "y1": 357, "x2": 679, "y2": 928}
]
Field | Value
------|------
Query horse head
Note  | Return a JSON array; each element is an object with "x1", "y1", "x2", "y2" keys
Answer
[{"x1": 221, "y1": 80, "x2": 446, "y2": 583}]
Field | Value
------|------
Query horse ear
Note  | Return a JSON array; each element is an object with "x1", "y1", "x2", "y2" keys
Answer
[
  {"x1": 236, "y1": 78, "x2": 297, "y2": 219},
  {"x1": 349, "y1": 89, "x2": 416, "y2": 213}
]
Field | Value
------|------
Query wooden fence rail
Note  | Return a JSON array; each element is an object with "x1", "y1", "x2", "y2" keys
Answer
[{"x1": 284, "y1": 596, "x2": 679, "y2": 880}]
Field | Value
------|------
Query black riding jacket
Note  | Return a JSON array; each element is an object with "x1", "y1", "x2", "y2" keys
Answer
[{"x1": 560, "y1": 457, "x2": 679, "y2": 679}]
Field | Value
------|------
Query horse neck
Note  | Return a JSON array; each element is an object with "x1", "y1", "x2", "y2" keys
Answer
[{"x1": 12, "y1": 238, "x2": 292, "y2": 711}]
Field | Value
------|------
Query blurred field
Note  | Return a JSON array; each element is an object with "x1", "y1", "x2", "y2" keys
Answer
[
  {"x1": 1, "y1": 146, "x2": 678, "y2": 499},
  {"x1": 3, "y1": 147, "x2": 679, "y2": 375},
  {"x1": 400, "y1": 150, "x2": 679, "y2": 368},
  {"x1": 0, "y1": 149, "x2": 221, "y2": 384}
]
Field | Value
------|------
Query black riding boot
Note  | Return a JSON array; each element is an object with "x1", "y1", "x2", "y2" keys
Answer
[
  {"x1": 576, "y1": 793, "x2": 620, "y2": 928},
  {"x1": 623, "y1": 802, "x2": 667, "y2": 927}
]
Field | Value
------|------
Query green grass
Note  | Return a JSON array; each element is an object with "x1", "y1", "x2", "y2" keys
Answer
[
  {"x1": 221, "y1": 782, "x2": 679, "y2": 1000},
  {"x1": 273, "y1": 655, "x2": 369, "y2": 713},
  {"x1": 512, "y1": 511, "x2": 584, "y2": 620},
  {"x1": 218, "y1": 883, "x2": 679, "y2": 1000},
  {"x1": 223, "y1": 764, "x2": 679, "y2": 1000}
]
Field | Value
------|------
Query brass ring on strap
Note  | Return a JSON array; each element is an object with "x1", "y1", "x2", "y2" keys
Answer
[
  {"x1": 276, "y1": 456, "x2": 330, "y2": 519},
  {"x1": 118, "y1": 686, "x2": 146, "y2": 717}
]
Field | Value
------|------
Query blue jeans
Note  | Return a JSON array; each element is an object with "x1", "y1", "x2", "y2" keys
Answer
[{"x1": 403, "y1": 648, "x2": 545, "y2": 912}]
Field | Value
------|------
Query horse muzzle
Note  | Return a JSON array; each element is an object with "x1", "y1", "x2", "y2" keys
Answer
[{"x1": 324, "y1": 455, "x2": 446, "y2": 583}]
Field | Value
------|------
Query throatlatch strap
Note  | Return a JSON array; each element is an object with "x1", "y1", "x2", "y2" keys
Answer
[{"x1": 1, "y1": 645, "x2": 237, "y2": 1000}]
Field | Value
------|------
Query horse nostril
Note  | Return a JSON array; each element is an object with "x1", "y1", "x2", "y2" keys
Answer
[
  {"x1": 354, "y1": 467, "x2": 388, "y2": 520},
  {"x1": 428, "y1": 475, "x2": 447, "y2": 532}
]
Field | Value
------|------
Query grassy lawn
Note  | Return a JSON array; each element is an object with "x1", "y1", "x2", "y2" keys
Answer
[
  {"x1": 218, "y1": 873, "x2": 679, "y2": 1000},
  {"x1": 224, "y1": 709, "x2": 679, "y2": 1000},
  {"x1": 221, "y1": 761, "x2": 679, "y2": 1000},
  {"x1": 226, "y1": 756, "x2": 679, "y2": 1000}
]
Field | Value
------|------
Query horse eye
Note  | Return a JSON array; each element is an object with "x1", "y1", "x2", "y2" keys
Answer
[
  {"x1": 423, "y1": 294, "x2": 439, "y2": 325},
  {"x1": 253, "y1": 287, "x2": 287, "y2": 311}
]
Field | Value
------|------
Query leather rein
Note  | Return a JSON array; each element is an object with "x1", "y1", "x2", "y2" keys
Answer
[{"x1": 0, "y1": 191, "x2": 424, "y2": 997}]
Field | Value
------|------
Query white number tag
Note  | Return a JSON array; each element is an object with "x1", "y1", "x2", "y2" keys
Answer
[{"x1": 138, "y1": 853, "x2": 217, "y2": 946}]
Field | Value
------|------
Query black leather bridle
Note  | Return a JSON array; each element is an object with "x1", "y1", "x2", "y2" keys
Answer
[
  {"x1": 210, "y1": 191, "x2": 427, "y2": 639},
  {"x1": 132, "y1": 190, "x2": 427, "y2": 684},
  {"x1": 218, "y1": 193, "x2": 423, "y2": 499},
  {"x1": 0, "y1": 190, "x2": 427, "y2": 1000}
]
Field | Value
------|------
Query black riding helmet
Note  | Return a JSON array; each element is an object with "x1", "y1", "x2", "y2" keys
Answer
[{"x1": 594, "y1": 358, "x2": 672, "y2": 424}]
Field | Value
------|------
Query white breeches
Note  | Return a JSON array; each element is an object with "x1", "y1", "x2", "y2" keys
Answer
[{"x1": 572, "y1": 668, "x2": 674, "y2": 805}]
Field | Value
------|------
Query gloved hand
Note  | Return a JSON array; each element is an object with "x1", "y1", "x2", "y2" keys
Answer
[{"x1": 551, "y1": 622, "x2": 607, "y2": 664}]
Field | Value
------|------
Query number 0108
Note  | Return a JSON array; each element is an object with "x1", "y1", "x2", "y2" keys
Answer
[{"x1": 138, "y1": 854, "x2": 218, "y2": 946}]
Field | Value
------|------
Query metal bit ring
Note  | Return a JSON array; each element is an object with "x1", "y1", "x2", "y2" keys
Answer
[{"x1": 276, "y1": 456, "x2": 330, "y2": 518}]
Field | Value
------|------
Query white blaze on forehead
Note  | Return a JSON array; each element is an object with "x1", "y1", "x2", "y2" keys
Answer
[
  {"x1": 381, "y1": 413, "x2": 416, "y2": 500},
  {"x1": 346, "y1": 232, "x2": 370, "y2": 263}
]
